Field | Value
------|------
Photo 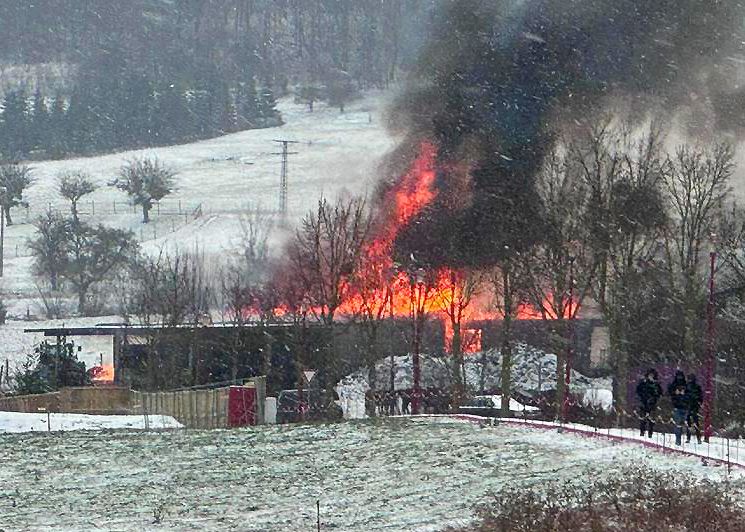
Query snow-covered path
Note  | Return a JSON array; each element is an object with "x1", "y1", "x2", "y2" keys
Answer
[
  {"x1": 489, "y1": 416, "x2": 745, "y2": 470},
  {"x1": 0, "y1": 417, "x2": 738, "y2": 531}
]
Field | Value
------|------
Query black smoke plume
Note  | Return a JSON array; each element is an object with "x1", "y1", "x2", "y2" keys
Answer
[{"x1": 389, "y1": 0, "x2": 745, "y2": 268}]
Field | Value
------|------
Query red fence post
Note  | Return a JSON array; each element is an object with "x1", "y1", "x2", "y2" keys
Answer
[{"x1": 228, "y1": 386, "x2": 256, "y2": 427}]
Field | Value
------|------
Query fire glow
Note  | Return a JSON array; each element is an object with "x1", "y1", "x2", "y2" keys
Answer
[
  {"x1": 90, "y1": 364, "x2": 115, "y2": 383},
  {"x1": 271, "y1": 141, "x2": 576, "y2": 354}
]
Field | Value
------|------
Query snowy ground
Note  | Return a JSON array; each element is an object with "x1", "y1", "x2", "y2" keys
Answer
[
  {"x1": 0, "y1": 417, "x2": 739, "y2": 531},
  {"x1": 0, "y1": 411, "x2": 181, "y2": 433},
  {"x1": 498, "y1": 416, "x2": 745, "y2": 469}
]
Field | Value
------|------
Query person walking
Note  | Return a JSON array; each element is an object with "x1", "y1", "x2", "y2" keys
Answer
[
  {"x1": 636, "y1": 369, "x2": 662, "y2": 437},
  {"x1": 686, "y1": 373, "x2": 703, "y2": 444},
  {"x1": 668, "y1": 370, "x2": 688, "y2": 446}
]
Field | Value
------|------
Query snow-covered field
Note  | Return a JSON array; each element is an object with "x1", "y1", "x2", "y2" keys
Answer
[
  {"x1": 0, "y1": 410, "x2": 181, "y2": 433},
  {"x1": 0, "y1": 417, "x2": 738, "y2": 531},
  {"x1": 0, "y1": 92, "x2": 394, "y2": 312}
]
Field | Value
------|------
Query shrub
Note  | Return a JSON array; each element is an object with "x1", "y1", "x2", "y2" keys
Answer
[{"x1": 448, "y1": 466, "x2": 745, "y2": 532}]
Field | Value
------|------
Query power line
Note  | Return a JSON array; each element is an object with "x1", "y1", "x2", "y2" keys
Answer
[{"x1": 272, "y1": 139, "x2": 300, "y2": 219}]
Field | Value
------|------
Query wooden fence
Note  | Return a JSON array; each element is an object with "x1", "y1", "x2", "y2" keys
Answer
[{"x1": 0, "y1": 377, "x2": 266, "y2": 429}]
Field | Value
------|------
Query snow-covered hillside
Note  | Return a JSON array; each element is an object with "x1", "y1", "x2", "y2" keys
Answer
[
  {"x1": 0, "y1": 93, "x2": 396, "y2": 372},
  {"x1": 1, "y1": 92, "x2": 395, "y2": 314}
]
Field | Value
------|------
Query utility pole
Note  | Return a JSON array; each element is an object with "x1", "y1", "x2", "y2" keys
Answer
[
  {"x1": 562, "y1": 256, "x2": 575, "y2": 424},
  {"x1": 704, "y1": 251, "x2": 717, "y2": 442},
  {"x1": 272, "y1": 139, "x2": 299, "y2": 219},
  {"x1": 0, "y1": 185, "x2": 6, "y2": 278}
]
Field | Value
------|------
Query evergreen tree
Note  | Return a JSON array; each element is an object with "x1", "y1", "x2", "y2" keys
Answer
[
  {"x1": 30, "y1": 85, "x2": 49, "y2": 151},
  {"x1": 257, "y1": 86, "x2": 281, "y2": 126},
  {"x1": 0, "y1": 87, "x2": 30, "y2": 158},
  {"x1": 117, "y1": 74, "x2": 156, "y2": 148},
  {"x1": 65, "y1": 88, "x2": 97, "y2": 154},
  {"x1": 47, "y1": 93, "x2": 68, "y2": 158},
  {"x1": 236, "y1": 78, "x2": 260, "y2": 127},
  {"x1": 14, "y1": 339, "x2": 91, "y2": 394},
  {"x1": 153, "y1": 84, "x2": 193, "y2": 144}
]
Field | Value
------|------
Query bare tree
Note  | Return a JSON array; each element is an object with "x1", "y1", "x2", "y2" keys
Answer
[
  {"x1": 111, "y1": 157, "x2": 175, "y2": 223},
  {"x1": 0, "y1": 162, "x2": 33, "y2": 225},
  {"x1": 435, "y1": 267, "x2": 481, "y2": 403},
  {"x1": 27, "y1": 211, "x2": 71, "y2": 291},
  {"x1": 128, "y1": 251, "x2": 213, "y2": 389},
  {"x1": 663, "y1": 143, "x2": 733, "y2": 355},
  {"x1": 570, "y1": 122, "x2": 669, "y2": 413},
  {"x1": 488, "y1": 255, "x2": 530, "y2": 416},
  {"x1": 65, "y1": 222, "x2": 138, "y2": 315},
  {"x1": 238, "y1": 203, "x2": 273, "y2": 279},
  {"x1": 348, "y1": 253, "x2": 393, "y2": 392},
  {"x1": 289, "y1": 195, "x2": 371, "y2": 325},
  {"x1": 525, "y1": 147, "x2": 595, "y2": 420},
  {"x1": 58, "y1": 170, "x2": 96, "y2": 223}
]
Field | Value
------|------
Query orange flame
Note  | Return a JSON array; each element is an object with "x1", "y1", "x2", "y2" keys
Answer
[
  {"x1": 90, "y1": 364, "x2": 114, "y2": 382},
  {"x1": 266, "y1": 141, "x2": 578, "y2": 353}
]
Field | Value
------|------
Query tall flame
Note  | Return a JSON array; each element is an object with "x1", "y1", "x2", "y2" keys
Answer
[{"x1": 271, "y1": 141, "x2": 577, "y2": 354}]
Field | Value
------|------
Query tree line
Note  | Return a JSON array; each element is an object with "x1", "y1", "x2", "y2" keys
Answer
[
  {"x1": 0, "y1": 1, "x2": 437, "y2": 160},
  {"x1": 0, "y1": 74, "x2": 280, "y2": 160},
  {"x1": 0, "y1": 1, "x2": 433, "y2": 91}
]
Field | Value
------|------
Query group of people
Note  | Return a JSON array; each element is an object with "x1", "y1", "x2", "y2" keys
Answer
[{"x1": 636, "y1": 369, "x2": 703, "y2": 445}]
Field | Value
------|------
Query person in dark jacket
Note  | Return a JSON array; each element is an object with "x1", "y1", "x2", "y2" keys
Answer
[
  {"x1": 636, "y1": 369, "x2": 662, "y2": 437},
  {"x1": 686, "y1": 373, "x2": 703, "y2": 444},
  {"x1": 668, "y1": 370, "x2": 688, "y2": 445}
]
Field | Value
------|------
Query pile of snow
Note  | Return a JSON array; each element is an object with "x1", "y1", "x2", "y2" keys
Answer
[
  {"x1": 0, "y1": 411, "x2": 182, "y2": 433},
  {"x1": 581, "y1": 388, "x2": 614, "y2": 410},
  {"x1": 470, "y1": 394, "x2": 540, "y2": 412},
  {"x1": 335, "y1": 375, "x2": 369, "y2": 420}
]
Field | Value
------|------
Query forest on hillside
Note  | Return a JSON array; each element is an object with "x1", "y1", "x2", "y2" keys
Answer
[{"x1": 0, "y1": 0, "x2": 436, "y2": 158}]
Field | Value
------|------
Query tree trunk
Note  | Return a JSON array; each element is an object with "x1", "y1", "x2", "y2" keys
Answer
[
  {"x1": 231, "y1": 332, "x2": 239, "y2": 382},
  {"x1": 143, "y1": 202, "x2": 151, "y2": 224},
  {"x1": 263, "y1": 331, "x2": 273, "y2": 391},
  {"x1": 5, "y1": 207, "x2": 12, "y2": 226},
  {"x1": 71, "y1": 201, "x2": 79, "y2": 223},
  {"x1": 500, "y1": 319, "x2": 513, "y2": 417},
  {"x1": 77, "y1": 288, "x2": 87, "y2": 316},
  {"x1": 451, "y1": 320, "x2": 463, "y2": 407},
  {"x1": 500, "y1": 267, "x2": 513, "y2": 417},
  {"x1": 554, "y1": 320, "x2": 566, "y2": 420}
]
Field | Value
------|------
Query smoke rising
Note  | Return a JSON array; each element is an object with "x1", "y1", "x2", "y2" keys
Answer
[{"x1": 388, "y1": 0, "x2": 745, "y2": 268}]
